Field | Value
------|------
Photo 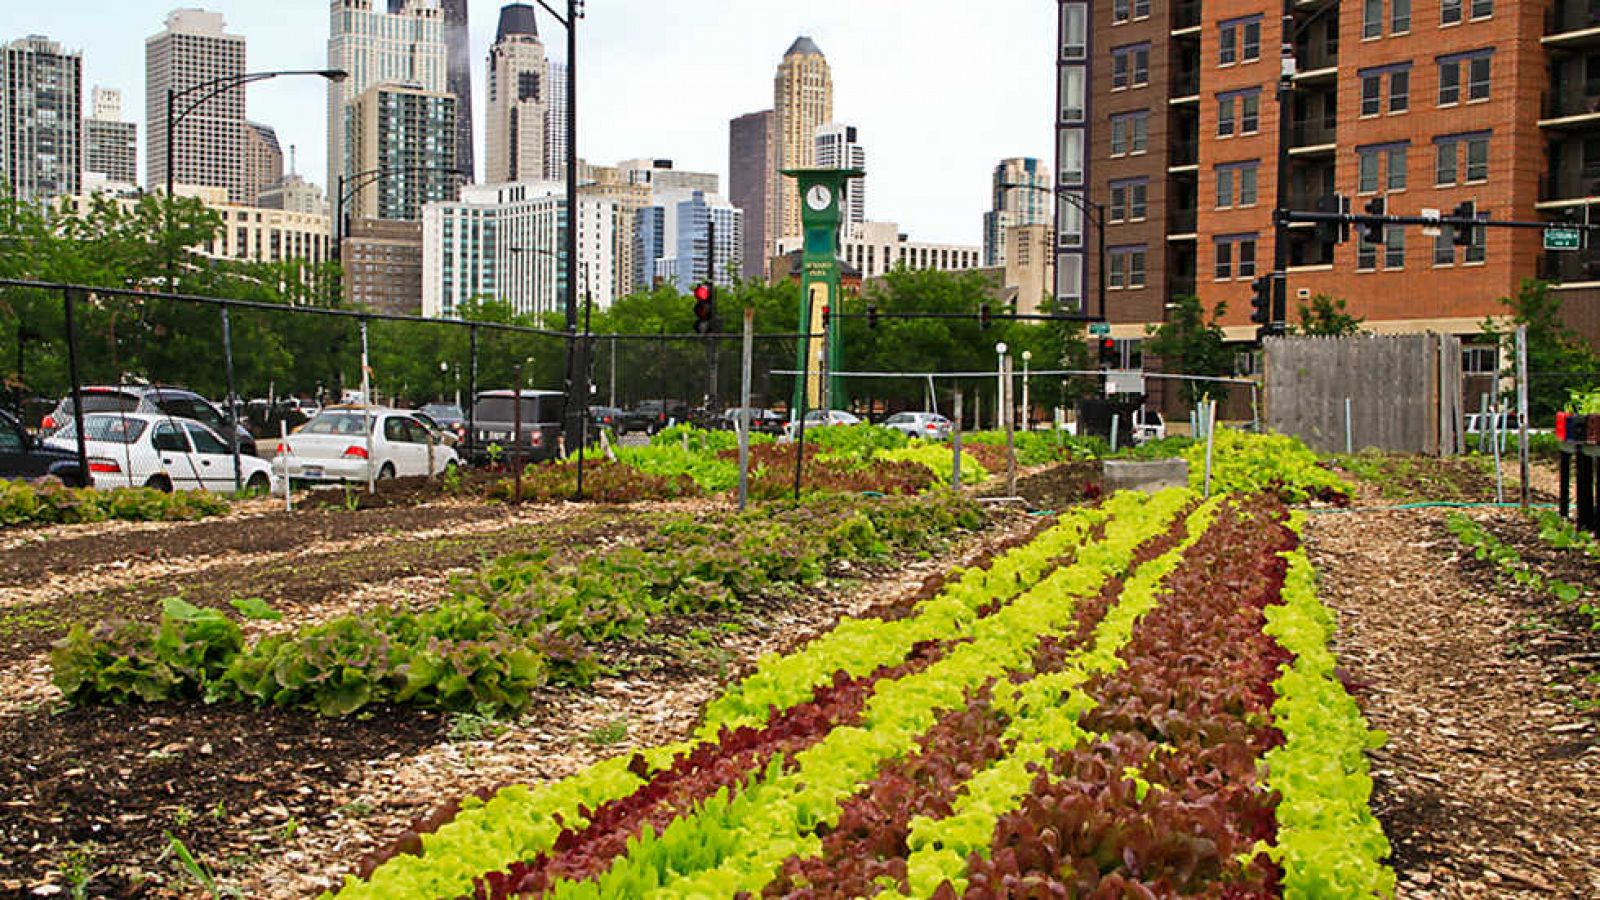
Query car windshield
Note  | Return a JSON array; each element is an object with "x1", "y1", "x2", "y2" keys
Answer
[
  {"x1": 302, "y1": 412, "x2": 376, "y2": 435},
  {"x1": 421, "y1": 404, "x2": 463, "y2": 419},
  {"x1": 64, "y1": 391, "x2": 138, "y2": 414},
  {"x1": 156, "y1": 396, "x2": 227, "y2": 430},
  {"x1": 53, "y1": 415, "x2": 149, "y2": 444},
  {"x1": 886, "y1": 413, "x2": 912, "y2": 424}
]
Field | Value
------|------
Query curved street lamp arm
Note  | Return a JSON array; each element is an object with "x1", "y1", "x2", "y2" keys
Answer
[
  {"x1": 171, "y1": 69, "x2": 346, "y2": 125},
  {"x1": 997, "y1": 181, "x2": 1105, "y2": 225}
]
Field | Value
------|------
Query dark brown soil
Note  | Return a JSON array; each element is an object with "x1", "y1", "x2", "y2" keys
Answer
[
  {"x1": 1011, "y1": 460, "x2": 1104, "y2": 510},
  {"x1": 0, "y1": 703, "x2": 444, "y2": 897},
  {"x1": 1333, "y1": 452, "x2": 1555, "y2": 505}
]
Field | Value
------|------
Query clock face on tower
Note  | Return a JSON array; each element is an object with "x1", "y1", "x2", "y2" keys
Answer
[{"x1": 805, "y1": 184, "x2": 833, "y2": 212}]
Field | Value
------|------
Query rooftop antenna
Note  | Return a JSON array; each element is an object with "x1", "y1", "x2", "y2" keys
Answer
[{"x1": 289, "y1": 144, "x2": 297, "y2": 176}]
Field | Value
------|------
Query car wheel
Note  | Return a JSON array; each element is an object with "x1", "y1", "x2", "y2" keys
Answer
[
  {"x1": 145, "y1": 474, "x2": 173, "y2": 493},
  {"x1": 377, "y1": 463, "x2": 396, "y2": 480},
  {"x1": 246, "y1": 472, "x2": 270, "y2": 494}
]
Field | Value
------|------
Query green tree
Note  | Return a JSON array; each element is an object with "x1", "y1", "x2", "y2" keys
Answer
[
  {"x1": 1292, "y1": 294, "x2": 1364, "y2": 336},
  {"x1": 1480, "y1": 278, "x2": 1600, "y2": 422},
  {"x1": 1143, "y1": 295, "x2": 1234, "y2": 405}
]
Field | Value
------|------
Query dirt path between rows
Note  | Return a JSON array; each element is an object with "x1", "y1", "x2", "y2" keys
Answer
[{"x1": 1306, "y1": 508, "x2": 1599, "y2": 899}]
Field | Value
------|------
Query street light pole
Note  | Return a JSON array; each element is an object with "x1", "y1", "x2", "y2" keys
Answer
[{"x1": 998, "y1": 181, "x2": 1106, "y2": 321}]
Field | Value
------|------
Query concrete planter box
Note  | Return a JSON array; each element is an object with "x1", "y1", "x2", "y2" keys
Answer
[{"x1": 1102, "y1": 458, "x2": 1189, "y2": 494}]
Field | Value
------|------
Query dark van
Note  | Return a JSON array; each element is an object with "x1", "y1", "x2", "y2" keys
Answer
[{"x1": 469, "y1": 389, "x2": 567, "y2": 463}]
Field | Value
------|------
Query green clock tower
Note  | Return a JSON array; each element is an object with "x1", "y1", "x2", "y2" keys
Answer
[{"x1": 783, "y1": 166, "x2": 864, "y2": 416}]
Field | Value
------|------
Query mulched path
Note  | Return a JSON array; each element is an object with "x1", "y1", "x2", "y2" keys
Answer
[
  {"x1": 1306, "y1": 508, "x2": 1599, "y2": 898},
  {"x1": 1331, "y1": 453, "x2": 1556, "y2": 506}
]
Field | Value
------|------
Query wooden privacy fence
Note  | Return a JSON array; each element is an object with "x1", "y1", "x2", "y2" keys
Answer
[{"x1": 1264, "y1": 333, "x2": 1464, "y2": 455}]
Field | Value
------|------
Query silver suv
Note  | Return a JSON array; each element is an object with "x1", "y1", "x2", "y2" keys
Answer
[{"x1": 883, "y1": 411, "x2": 952, "y2": 441}]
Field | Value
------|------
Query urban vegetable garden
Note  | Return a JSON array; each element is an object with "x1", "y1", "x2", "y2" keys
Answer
[{"x1": 0, "y1": 427, "x2": 1594, "y2": 898}]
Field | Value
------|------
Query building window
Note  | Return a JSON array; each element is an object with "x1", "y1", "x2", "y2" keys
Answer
[
  {"x1": 1467, "y1": 213, "x2": 1487, "y2": 262},
  {"x1": 1434, "y1": 228, "x2": 1455, "y2": 266},
  {"x1": 1061, "y1": 67, "x2": 1086, "y2": 121},
  {"x1": 1113, "y1": 0, "x2": 1131, "y2": 24},
  {"x1": 1364, "y1": 0, "x2": 1383, "y2": 38},
  {"x1": 1214, "y1": 233, "x2": 1257, "y2": 280},
  {"x1": 1442, "y1": 0, "x2": 1462, "y2": 24},
  {"x1": 1219, "y1": 17, "x2": 1262, "y2": 66},
  {"x1": 1439, "y1": 51, "x2": 1491, "y2": 105},
  {"x1": 1436, "y1": 132, "x2": 1490, "y2": 185},
  {"x1": 1219, "y1": 96, "x2": 1236, "y2": 136},
  {"x1": 1468, "y1": 55, "x2": 1491, "y2": 100},
  {"x1": 1241, "y1": 92, "x2": 1260, "y2": 133},
  {"x1": 1384, "y1": 224, "x2": 1406, "y2": 269},
  {"x1": 1109, "y1": 246, "x2": 1147, "y2": 289},
  {"x1": 1361, "y1": 74, "x2": 1382, "y2": 116},
  {"x1": 1471, "y1": 0, "x2": 1492, "y2": 18},
  {"x1": 1110, "y1": 111, "x2": 1149, "y2": 156},
  {"x1": 1112, "y1": 44, "x2": 1151, "y2": 89},
  {"x1": 1110, "y1": 179, "x2": 1149, "y2": 222},
  {"x1": 1393, "y1": 0, "x2": 1411, "y2": 33},
  {"x1": 1391, "y1": 69, "x2": 1410, "y2": 112},
  {"x1": 1061, "y1": 4, "x2": 1087, "y2": 59},
  {"x1": 1387, "y1": 146, "x2": 1408, "y2": 190},
  {"x1": 1135, "y1": 0, "x2": 1150, "y2": 18},
  {"x1": 1059, "y1": 129, "x2": 1084, "y2": 183},
  {"x1": 1215, "y1": 161, "x2": 1260, "y2": 207},
  {"x1": 1358, "y1": 233, "x2": 1378, "y2": 270}
]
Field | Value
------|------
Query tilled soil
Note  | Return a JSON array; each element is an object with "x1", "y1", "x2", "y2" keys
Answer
[{"x1": 1306, "y1": 508, "x2": 1599, "y2": 898}]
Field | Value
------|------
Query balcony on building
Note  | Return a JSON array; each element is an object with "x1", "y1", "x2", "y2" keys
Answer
[
  {"x1": 1546, "y1": 0, "x2": 1600, "y2": 51},
  {"x1": 1540, "y1": 245, "x2": 1600, "y2": 286},
  {"x1": 1168, "y1": 178, "x2": 1198, "y2": 238},
  {"x1": 1171, "y1": 41, "x2": 1200, "y2": 102},
  {"x1": 1540, "y1": 145, "x2": 1600, "y2": 207},
  {"x1": 1541, "y1": 58, "x2": 1600, "y2": 128},
  {"x1": 1169, "y1": 108, "x2": 1200, "y2": 172},
  {"x1": 1172, "y1": 0, "x2": 1201, "y2": 34},
  {"x1": 1168, "y1": 243, "x2": 1197, "y2": 298},
  {"x1": 1288, "y1": 119, "x2": 1337, "y2": 156}
]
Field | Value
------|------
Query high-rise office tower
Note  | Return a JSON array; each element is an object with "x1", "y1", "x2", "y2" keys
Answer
[
  {"x1": 83, "y1": 86, "x2": 136, "y2": 188},
  {"x1": 1, "y1": 35, "x2": 81, "y2": 202},
  {"x1": 728, "y1": 110, "x2": 773, "y2": 278},
  {"x1": 486, "y1": 4, "x2": 548, "y2": 183},
  {"x1": 1069, "y1": 0, "x2": 1581, "y2": 353},
  {"x1": 346, "y1": 82, "x2": 456, "y2": 221},
  {"x1": 772, "y1": 37, "x2": 832, "y2": 241},
  {"x1": 814, "y1": 122, "x2": 865, "y2": 230},
  {"x1": 327, "y1": 0, "x2": 445, "y2": 207},
  {"x1": 545, "y1": 59, "x2": 568, "y2": 181},
  {"x1": 146, "y1": 9, "x2": 246, "y2": 201},
  {"x1": 984, "y1": 157, "x2": 1051, "y2": 267},
  {"x1": 243, "y1": 121, "x2": 283, "y2": 205},
  {"x1": 395, "y1": 0, "x2": 472, "y2": 181}
]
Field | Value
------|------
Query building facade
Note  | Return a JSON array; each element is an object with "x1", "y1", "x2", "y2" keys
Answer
[
  {"x1": 345, "y1": 82, "x2": 457, "y2": 221},
  {"x1": 634, "y1": 190, "x2": 743, "y2": 292},
  {"x1": 1052, "y1": 2, "x2": 1093, "y2": 313},
  {"x1": 1072, "y1": 0, "x2": 1600, "y2": 349},
  {"x1": 815, "y1": 122, "x2": 866, "y2": 230},
  {"x1": 1, "y1": 35, "x2": 82, "y2": 202},
  {"x1": 146, "y1": 9, "x2": 246, "y2": 201},
  {"x1": 327, "y1": 0, "x2": 445, "y2": 206},
  {"x1": 776, "y1": 220, "x2": 982, "y2": 280},
  {"x1": 728, "y1": 109, "x2": 774, "y2": 279},
  {"x1": 773, "y1": 37, "x2": 834, "y2": 242},
  {"x1": 485, "y1": 4, "x2": 548, "y2": 184},
  {"x1": 83, "y1": 86, "x2": 135, "y2": 188},
  {"x1": 259, "y1": 172, "x2": 330, "y2": 216},
  {"x1": 422, "y1": 180, "x2": 617, "y2": 319},
  {"x1": 344, "y1": 217, "x2": 424, "y2": 314},
  {"x1": 984, "y1": 157, "x2": 1052, "y2": 267},
  {"x1": 243, "y1": 121, "x2": 282, "y2": 205}
]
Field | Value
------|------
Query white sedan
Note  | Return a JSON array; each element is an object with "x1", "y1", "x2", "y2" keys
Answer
[
  {"x1": 45, "y1": 412, "x2": 276, "y2": 493},
  {"x1": 274, "y1": 407, "x2": 459, "y2": 483}
]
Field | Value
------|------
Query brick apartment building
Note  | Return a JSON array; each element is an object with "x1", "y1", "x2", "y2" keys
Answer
[{"x1": 1056, "y1": 0, "x2": 1600, "y2": 367}]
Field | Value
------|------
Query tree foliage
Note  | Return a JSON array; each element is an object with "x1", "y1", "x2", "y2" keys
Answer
[
  {"x1": 1292, "y1": 294, "x2": 1364, "y2": 337},
  {"x1": 1480, "y1": 278, "x2": 1600, "y2": 421},
  {"x1": 1143, "y1": 295, "x2": 1234, "y2": 405}
]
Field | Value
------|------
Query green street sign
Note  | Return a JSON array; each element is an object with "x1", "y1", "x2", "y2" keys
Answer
[
  {"x1": 1544, "y1": 227, "x2": 1583, "y2": 251},
  {"x1": 1088, "y1": 322, "x2": 1111, "y2": 336}
]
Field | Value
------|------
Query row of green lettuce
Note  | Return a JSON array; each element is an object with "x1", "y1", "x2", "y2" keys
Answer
[
  {"x1": 0, "y1": 479, "x2": 231, "y2": 527},
  {"x1": 321, "y1": 490, "x2": 1177, "y2": 896},
  {"x1": 51, "y1": 493, "x2": 982, "y2": 718},
  {"x1": 328, "y1": 489, "x2": 1195, "y2": 899},
  {"x1": 1446, "y1": 511, "x2": 1600, "y2": 630}
]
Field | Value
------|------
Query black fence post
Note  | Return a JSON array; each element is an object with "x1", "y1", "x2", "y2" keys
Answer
[
  {"x1": 220, "y1": 305, "x2": 243, "y2": 492},
  {"x1": 467, "y1": 323, "x2": 478, "y2": 458},
  {"x1": 63, "y1": 288, "x2": 88, "y2": 484}
]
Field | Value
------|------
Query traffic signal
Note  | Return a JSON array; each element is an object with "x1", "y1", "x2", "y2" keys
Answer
[
  {"x1": 1097, "y1": 337, "x2": 1118, "y2": 368},
  {"x1": 1451, "y1": 200, "x2": 1477, "y2": 247},
  {"x1": 979, "y1": 303, "x2": 992, "y2": 329},
  {"x1": 1315, "y1": 193, "x2": 1351, "y2": 245},
  {"x1": 1249, "y1": 274, "x2": 1272, "y2": 325},
  {"x1": 820, "y1": 305, "x2": 831, "y2": 329},
  {"x1": 692, "y1": 282, "x2": 715, "y2": 334},
  {"x1": 1359, "y1": 196, "x2": 1386, "y2": 245},
  {"x1": 867, "y1": 304, "x2": 879, "y2": 328}
]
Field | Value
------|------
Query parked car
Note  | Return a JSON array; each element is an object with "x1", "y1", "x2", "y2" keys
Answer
[
  {"x1": 274, "y1": 406, "x2": 459, "y2": 483},
  {"x1": 1132, "y1": 408, "x2": 1166, "y2": 443},
  {"x1": 418, "y1": 402, "x2": 467, "y2": 445},
  {"x1": 412, "y1": 410, "x2": 462, "y2": 448},
  {"x1": 0, "y1": 408, "x2": 86, "y2": 486},
  {"x1": 468, "y1": 390, "x2": 569, "y2": 463},
  {"x1": 882, "y1": 411, "x2": 953, "y2": 441},
  {"x1": 588, "y1": 406, "x2": 625, "y2": 431},
  {"x1": 42, "y1": 386, "x2": 258, "y2": 456},
  {"x1": 716, "y1": 407, "x2": 787, "y2": 436},
  {"x1": 43, "y1": 412, "x2": 275, "y2": 493},
  {"x1": 784, "y1": 409, "x2": 861, "y2": 439},
  {"x1": 619, "y1": 399, "x2": 689, "y2": 436}
]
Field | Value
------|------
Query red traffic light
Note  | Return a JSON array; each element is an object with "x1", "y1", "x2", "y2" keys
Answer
[
  {"x1": 692, "y1": 282, "x2": 715, "y2": 333},
  {"x1": 693, "y1": 283, "x2": 712, "y2": 302},
  {"x1": 1100, "y1": 337, "x2": 1115, "y2": 351}
]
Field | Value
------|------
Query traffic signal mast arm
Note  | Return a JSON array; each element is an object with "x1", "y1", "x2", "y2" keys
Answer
[{"x1": 1279, "y1": 208, "x2": 1591, "y2": 234}]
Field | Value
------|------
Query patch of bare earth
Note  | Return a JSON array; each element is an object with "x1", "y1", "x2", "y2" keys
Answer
[{"x1": 1306, "y1": 508, "x2": 1599, "y2": 898}]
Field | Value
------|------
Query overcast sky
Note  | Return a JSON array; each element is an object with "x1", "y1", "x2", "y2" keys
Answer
[{"x1": 7, "y1": 0, "x2": 1055, "y2": 245}]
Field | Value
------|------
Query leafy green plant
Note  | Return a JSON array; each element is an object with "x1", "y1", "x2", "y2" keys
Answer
[
  {"x1": 165, "y1": 832, "x2": 241, "y2": 899},
  {"x1": 0, "y1": 480, "x2": 230, "y2": 527},
  {"x1": 585, "y1": 717, "x2": 629, "y2": 746},
  {"x1": 1450, "y1": 512, "x2": 1599, "y2": 629},
  {"x1": 1186, "y1": 429, "x2": 1352, "y2": 504}
]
